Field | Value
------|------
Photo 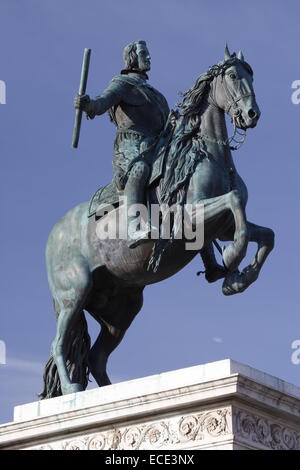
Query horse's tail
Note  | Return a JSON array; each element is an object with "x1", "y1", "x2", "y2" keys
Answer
[{"x1": 39, "y1": 304, "x2": 91, "y2": 399}]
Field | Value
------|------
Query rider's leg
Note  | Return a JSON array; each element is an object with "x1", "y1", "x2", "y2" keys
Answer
[{"x1": 125, "y1": 160, "x2": 150, "y2": 248}]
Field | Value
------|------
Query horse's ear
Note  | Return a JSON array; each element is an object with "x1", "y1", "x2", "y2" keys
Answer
[
  {"x1": 224, "y1": 44, "x2": 231, "y2": 60},
  {"x1": 238, "y1": 50, "x2": 244, "y2": 61}
]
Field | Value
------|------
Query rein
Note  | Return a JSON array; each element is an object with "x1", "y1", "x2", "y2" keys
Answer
[{"x1": 208, "y1": 62, "x2": 256, "y2": 151}]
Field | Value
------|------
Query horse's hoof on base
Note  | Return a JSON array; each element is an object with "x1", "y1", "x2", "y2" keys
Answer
[{"x1": 62, "y1": 383, "x2": 83, "y2": 395}]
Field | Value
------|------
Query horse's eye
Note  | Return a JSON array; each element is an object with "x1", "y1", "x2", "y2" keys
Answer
[{"x1": 229, "y1": 73, "x2": 237, "y2": 80}]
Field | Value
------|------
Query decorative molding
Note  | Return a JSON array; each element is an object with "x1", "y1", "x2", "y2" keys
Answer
[
  {"x1": 234, "y1": 409, "x2": 300, "y2": 450},
  {"x1": 3, "y1": 361, "x2": 300, "y2": 451},
  {"x1": 33, "y1": 407, "x2": 232, "y2": 450},
  {"x1": 36, "y1": 408, "x2": 300, "y2": 450}
]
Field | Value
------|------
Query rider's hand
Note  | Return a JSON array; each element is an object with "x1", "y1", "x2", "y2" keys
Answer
[{"x1": 74, "y1": 94, "x2": 91, "y2": 112}]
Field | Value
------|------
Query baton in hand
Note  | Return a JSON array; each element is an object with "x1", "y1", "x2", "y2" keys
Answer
[{"x1": 72, "y1": 48, "x2": 91, "y2": 148}]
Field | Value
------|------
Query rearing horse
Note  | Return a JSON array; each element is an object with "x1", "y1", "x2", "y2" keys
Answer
[{"x1": 41, "y1": 47, "x2": 274, "y2": 398}]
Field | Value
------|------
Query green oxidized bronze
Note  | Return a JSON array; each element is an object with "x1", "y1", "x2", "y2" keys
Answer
[{"x1": 40, "y1": 43, "x2": 274, "y2": 399}]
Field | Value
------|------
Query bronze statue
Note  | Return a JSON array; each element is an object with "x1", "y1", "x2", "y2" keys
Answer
[
  {"x1": 40, "y1": 44, "x2": 274, "y2": 398},
  {"x1": 74, "y1": 40, "x2": 170, "y2": 247},
  {"x1": 73, "y1": 40, "x2": 224, "y2": 282}
]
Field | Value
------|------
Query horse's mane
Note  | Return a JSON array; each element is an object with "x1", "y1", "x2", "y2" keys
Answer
[
  {"x1": 179, "y1": 56, "x2": 253, "y2": 119},
  {"x1": 160, "y1": 56, "x2": 254, "y2": 202},
  {"x1": 175, "y1": 56, "x2": 253, "y2": 145},
  {"x1": 148, "y1": 56, "x2": 252, "y2": 271},
  {"x1": 179, "y1": 74, "x2": 212, "y2": 121},
  {"x1": 161, "y1": 63, "x2": 225, "y2": 191},
  {"x1": 148, "y1": 67, "x2": 217, "y2": 271},
  {"x1": 158, "y1": 65, "x2": 219, "y2": 209}
]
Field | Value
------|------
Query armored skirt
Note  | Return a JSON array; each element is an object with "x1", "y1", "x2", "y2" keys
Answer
[{"x1": 112, "y1": 130, "x2": 158, "y2": 190}]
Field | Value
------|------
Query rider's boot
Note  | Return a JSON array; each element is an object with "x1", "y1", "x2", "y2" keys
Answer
[
  {"x1": 200, "y1": 243, "x2": 227, "y2": 283},
  {"x1": 125, "y1": 161, "x2": 151, "y2": 249}
]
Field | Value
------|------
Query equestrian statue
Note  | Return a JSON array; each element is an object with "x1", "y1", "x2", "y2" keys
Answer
[{"x1": 40, "y1": 42, "x2": 274, "y2": 398}]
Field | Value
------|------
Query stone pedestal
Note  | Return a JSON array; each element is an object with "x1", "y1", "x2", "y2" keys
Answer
[{"x1": 1, "y1": 359, "x2": 300, "y2": 450}]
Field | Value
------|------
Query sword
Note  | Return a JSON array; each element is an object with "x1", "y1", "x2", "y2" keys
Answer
[{"x1": 72, "y1": 48, "x2": 91, "y2": 148}]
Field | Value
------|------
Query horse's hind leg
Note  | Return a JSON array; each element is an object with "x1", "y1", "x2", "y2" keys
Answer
[
  {"x1": 88, "y1": 286, "x2": 144, "y2": 387},
  {"x1": 88, "y1": 325, "x2": 125, "y2": 387},
  {"x1": 51, "y1": 260, "x2": 92, "y2": 395}
]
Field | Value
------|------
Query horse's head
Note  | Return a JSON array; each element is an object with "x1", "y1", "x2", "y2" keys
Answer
[{"x1": 210, "y1": 45, "x2": 260, "y2": 129}]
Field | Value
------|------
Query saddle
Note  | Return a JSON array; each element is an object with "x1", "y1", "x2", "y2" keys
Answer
[{"x1": 88, "y1": 131, "x2": 170, "y2": 218}]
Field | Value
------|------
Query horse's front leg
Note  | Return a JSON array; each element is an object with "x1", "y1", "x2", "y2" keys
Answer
[
  {"x1": 191, "y1": 190, "x2": 248, "y2": 271},
  {"x1": 222, "y1": 221, "x2": 274, "y2": 296},
  {"x1": 221, "y1": 190, "x2": 249, "y2": 271}
]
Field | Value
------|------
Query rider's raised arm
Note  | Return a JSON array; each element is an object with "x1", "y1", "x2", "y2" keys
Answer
[{"x1": 85, "y1": 78, "x2": 129, "y2": 119}]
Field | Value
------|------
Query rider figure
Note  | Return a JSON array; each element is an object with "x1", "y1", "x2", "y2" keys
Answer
[
  {"x1": 74, "y1": 40, "x2": 225, "y2": 281},
  {"x1": 75, "y1": 40, "x2": 169, "y2": 247}
]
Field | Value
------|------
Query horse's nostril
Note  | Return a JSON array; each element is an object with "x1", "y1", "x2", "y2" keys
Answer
[{"x1": 248, "y1": 109, "x2": 256, "y2": 119}]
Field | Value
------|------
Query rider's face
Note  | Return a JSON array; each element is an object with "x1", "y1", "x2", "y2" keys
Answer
[{"x1": 136, "y1": 44, "x2": 151, "y2": 72}]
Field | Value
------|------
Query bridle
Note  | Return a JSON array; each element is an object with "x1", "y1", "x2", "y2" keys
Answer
[{"x1": 208, "y1": 60, "x2": 256, "y2": 151}]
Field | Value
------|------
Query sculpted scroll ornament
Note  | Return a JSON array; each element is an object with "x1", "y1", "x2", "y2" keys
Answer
[
  {"x1": 40, "y1": 407, "x2": 231, "y2": 450},
  {"x1": 87, "y1": 434, "x2": 106, "y2": 450},
  {"x1": 64, "y1": 439, "x2": 86, "y2": 450},
  {"x1": 35, "y1": 407, "x2": 300, "y2": 450},
  {"x1": 235, "y1": 410, "x2": 300, "y2": 450},
  {"x1": 123, "y1": 427, "x2": 141, "y2": 449},
  {"x1": 179, "y1": 409, "x2": 230, "y2": 442}
]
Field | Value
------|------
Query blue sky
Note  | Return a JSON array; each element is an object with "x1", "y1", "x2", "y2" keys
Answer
[{"x1": 0, "y1": 0, "x2": 300, "y2": 424}]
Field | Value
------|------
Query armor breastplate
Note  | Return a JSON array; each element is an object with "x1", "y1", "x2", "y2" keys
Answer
[{"x1": 111, "y1": 75, "x2": 170, "y2": 137}]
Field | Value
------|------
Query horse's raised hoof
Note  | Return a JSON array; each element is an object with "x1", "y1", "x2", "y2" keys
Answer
[
  {"x1": 222, "y1": 265, "x2": 258, "y2": 296},
  {"x1": 222, "y1": 270, "x2": 246, "y2": 296},
  {"x1": 61, "y1": 383, "x2": 84, "y2": 395}
]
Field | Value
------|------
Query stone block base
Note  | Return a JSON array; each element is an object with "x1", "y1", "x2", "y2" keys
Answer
[{"x1": 1, "y1": 359, "x2": 300, "y2": 450}]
